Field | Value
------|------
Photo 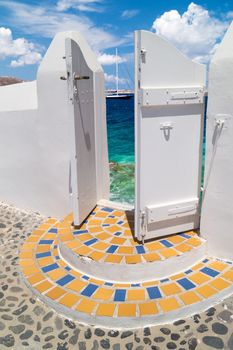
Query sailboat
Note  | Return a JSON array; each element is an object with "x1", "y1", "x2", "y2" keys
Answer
[{"x1": 106, "y1": 49, "x2": 132, "y2": 99}]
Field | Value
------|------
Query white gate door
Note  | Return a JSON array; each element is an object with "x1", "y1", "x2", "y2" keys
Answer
[
  {"x1": 135, "y1": 30, "x2": 206, "y2": 241},
  {"x1": 65, "y1": 38, "x2": 97, "y2": 225}
]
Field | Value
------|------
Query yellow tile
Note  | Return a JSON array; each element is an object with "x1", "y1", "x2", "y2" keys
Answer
[
  {"x1": 146, "y1": 241, "x2": 164, "y2": 251},
  {"x1": 115, "y1": 283, "x2": 131, "y2": 288},
  {"x1": 55, "y1": 222, "x2": 70, "y2": 229},
  {"x1": 63, "y1": 213, "x2": 74, "y2": 222},
  {"x1": 59, "y1": 293, "x2": 80, "y2": 308},
  {"x1": 124, "y1": 229, "x2": 133, "y2": 237},
  {"x1": 139, "y1": 302, "x2": 158, "y2": 316},
  {"x1": 159, "y1": 298, "x2": 181, "y2": 312},
  {"x1": 170, "y1": 273, "x2": 185, "y2": 280},
  {"x1": 22, "y1": 265, "x2": 40, "y2": 276},
  {"x1": 95, "y1": 212, "x2": 108, "y2": 218},
  {"x1": 176, "y1": 243, "x2": 193, "y2": 253},
  {"x1": 113, "y1": 210, "x2": 124, "y2": 217},
  {"x1": 75, "y1": 246, "x2": 92, "y2": 256},
  {"x1": 107, "y1": 225, "x2": 122, "y2": 234},
  {"x1": 93, "y1": 242, "x2": 109, "y2": 251},
  {"x1": 105, "y1": 255, "x2": 123, "y2": 263},
  {"x1": 66, "y1": 241, "x2": 81, "y2": 249},
  {"x1": 192, "y1": 262, "x2": 204, "y2": 271},
  {"x1": 58, "y1": 260, "x2": 66, "y2": 267},
  {"x1": 21, "y1": 243, "x2": 37, "y2": 251},
  {"x1": 110, "y1": 237, "x2": 126, "y2": 245},
  {"x1": 187, "y1": 237, "x2": 202, "y2": 247},
  {"x1": 88, "y1": 219, "x2": 102, "y2": 226},
  {"x1": 78, "y1": 234, "x2": 93, "y2": 242},
  {"x1": 96, "y1": 232, "x2": 111, "y2": 240},
  {"x1": 27, "y1": 235, "x2": 40, "y2": 243},
  {"x1": 89, "y1": 278, "x2": 104, "y2": 285},
  {"x1": 210, "y1": 277, "x2": 231, "y2": 291},
  {"x1": 31, "y1": 229, "x2": 45, "y2": 236},
  {"x1": 189, "y1": 272, "x2": 210, "y2": 285},
  {"x1": 20, "y1": 251, "x2": 34, "y2": 259},
  {"x1": 88, "y1": 227, "x2": 102, "y2": 233},
  {"x1": 43, "y1": 234, "x2": 57, "y2": 240},
  {"x1": 104, "y1": 218, "x2": 118, "y2": 225},
  {"x1": 47, "y1": 269, "x2": 66, "y2": 281},
  {"x1": 179, "y1": 291, "x2": 201, "y2": 305},
  {"x1": 96, "y1": 303, "x2": 116, "y2": 316},
  {"x1": 46, "y1": 218, "x2": 58, "y2": 225},
  {"x1": 20, "y1": 259, "x2": 35, "y2": 267},
  {"x1": 27, "y1": 273, "x2": 45, "y2": 285},
  {"x1": 46, "y1": 286, "x2": 66, "y2": 300},
  {"x1": 143, "y1": 253, "x2": 161, "y2": 262},
  {"x1": 160, "y1": 248, "x2": 178, "y2": 259},
  {"x1": 142, "y1": 280, "x2": 158, "y2": 287},
  {"x1": 67, "y1": 280, "x2": 87, "y2": 292},
  {"x1": 38, "y1": 257, "x2": 54, "y2": 267},
  {"x1": 166, "y1": 235, "x2": 185, "y2": 244},
  {"x1": 196, "y1": 285, "x2": 217, "y2": 298},
  {"x1": 117, "y1": 246, "x2": 134, "y2": 255},
  {"x1": 36, "y1": 245, "x2": 51, "y2": 253},
  {"x1": 125, "y1": 255, "x2": 142, "y2": 264},
  {"x1": 89, "y1": 251, "x2": 105, "y2": 261},
  {"x1": 222, "y1": 270, "x2": 233, "y2": 282},
  {"x1": 35, "y1": 280, "x2": 53, "y2": 293},
  {"x1": 118, "y1": 303, "x2": 137, "y2": 317},
  {"x1": 76, "y1": 299, "x2": 97, "y2": 314},
  {"x1": 59, "y1": 234, "x2": 74, "y2": 242},
  {"x1": 160, "y1": 283, "x2": 182, "y2": 296},
  {"x1": 58, "y1": 228, "x2": 72, "y2": 235},
  {"x1": 127, "y1": 289, "x2": 145, "y2": 301},
  {"x1": 37, "y1": 223, "x2": 52, "y2": 230},
  {"x1": 208, "y1": 261, "x2": 228, "y2": 272},
  {"x1": 93, "y1": 288, "x2": 113, "y2": 300}
]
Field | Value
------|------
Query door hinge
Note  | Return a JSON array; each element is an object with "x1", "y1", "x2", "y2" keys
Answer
[{"x1": 140, "y1": 211, "x2": 146, "y2": 244}]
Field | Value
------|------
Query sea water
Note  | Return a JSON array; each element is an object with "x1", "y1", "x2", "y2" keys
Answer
[{"x1": 106, "y1": 97, "x2": 135, "y2": 204}]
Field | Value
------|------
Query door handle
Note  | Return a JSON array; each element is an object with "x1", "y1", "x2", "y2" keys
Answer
[{"x1": 74, "y1": 75, "x2": 90, "y2": 80}]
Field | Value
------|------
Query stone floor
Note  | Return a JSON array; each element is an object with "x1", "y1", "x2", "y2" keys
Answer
[{"x1": 0, "y1": 202, "x2": 233, "y2": 349}]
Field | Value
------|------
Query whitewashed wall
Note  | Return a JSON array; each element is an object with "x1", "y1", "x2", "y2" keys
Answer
[
  {"x1": 200, "y1": 22, "x2": 233, "y2": 259},
  {"x1": 0, "y1": 31, "x2": 109, "y2": 218}
]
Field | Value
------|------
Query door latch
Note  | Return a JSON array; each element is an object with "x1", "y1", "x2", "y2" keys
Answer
[{"x1": 74, "y1": 75, "x2": 90, "y2": 80}]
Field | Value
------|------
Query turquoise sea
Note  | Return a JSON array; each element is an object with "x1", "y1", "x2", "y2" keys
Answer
[{"x1": 106, "y1": 97, "x2": 135, "y2": 204}]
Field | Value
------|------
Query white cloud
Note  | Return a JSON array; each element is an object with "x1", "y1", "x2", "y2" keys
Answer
[
  {"x1": 121, "y1": 9, "x2": 139, "y2": 19},
  {"x1": 152, "y1": 2, "x2": 228, "y2": 63},
  {"x1": 56, "y1": 0, "x2": 103, "y2": 12},
  {"x1": 104, "y1": 73, "x2": 128, "y2": 85},
  {"x1": 98, "y1": 53, "x2": 126, "y2": 65},
  {"x1": 0, "y1": 27, "x2": 42, "y2": 67},
  {"x1": 0, "y1": 1, "x2": 126, "y2": 52}
]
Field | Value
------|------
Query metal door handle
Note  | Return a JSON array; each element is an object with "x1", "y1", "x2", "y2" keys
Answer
[{"x1": 74, "y1": 75, "x2": 90, "y2": 80}]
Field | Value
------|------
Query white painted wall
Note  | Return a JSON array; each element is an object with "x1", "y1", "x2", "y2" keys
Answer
[
  {"x1": 0, "y1": 31, "x2": 109, "y2": 218},
  {"x1": 200, "y1": 22, "x2": 233, "y2": 259}
]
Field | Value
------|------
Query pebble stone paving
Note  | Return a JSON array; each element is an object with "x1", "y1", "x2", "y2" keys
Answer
[{"x1": 0, "y1": 202, "x2": 233, "y2": 349}]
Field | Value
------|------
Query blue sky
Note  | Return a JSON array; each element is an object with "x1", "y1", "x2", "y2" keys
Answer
[{"x1": 0, "y1": 0, "x2": 232, "y2": 88}]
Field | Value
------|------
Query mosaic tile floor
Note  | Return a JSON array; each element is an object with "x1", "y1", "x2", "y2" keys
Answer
[{"x1": 19, "y1": 206, "x2": 233, "y2": 327}]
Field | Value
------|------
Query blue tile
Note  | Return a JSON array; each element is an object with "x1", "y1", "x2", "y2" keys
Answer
[
  {"x1": 84, "y1": 238, "x2": 98, "y2": 246},
  {"x1": 82, "y1": 275, "x2": 90, "y2": 280},
  {"x1": 54, "y1": 245, "x2": 58, "y2": 249},
  {"x1": 147, "y1": 287, "x2": 162, "y2": 299},
  {"x1": 177, "y1": 278, "x2": 196, "y2": 290},
  {"x1": 136, "y1": 246, "x2": 145, "y2": 254},
  {"x1": 131, "y1": 283, "x2": 141, "y2": 287},
  {"x1": 180, "y1": 233, "x2": 190, "y2": 239},
  {"x1": 81, "y1": 284, "x2": 98, "y2": 297},
  {"x1": 102, "y1": 224, "x2": 110, "y2": 227},
  {"x1": 55, "y1": 256, "x2": 60, "y2": 260},
  {"x1": 65, "y1": 266, "x2": 71, "y2": 271},
  {"x1": 105, "y1": 282, "x2": 113, "y2": 286},
  {"x1": 102, "y1": 207, "x2": 113, "y2": 212},
  {"x1": 160, "y1": 240, "x2": 173, "y2": 248},
  {"x1": 117, "y1": 221, "x2": 124, "y2": 225},
  {"x1": 56, "y1": 274, "x2": 75, "y2": 286},
  {"x1": 114, "y1": 232, "x2": 122, "y2": 236},
  {"x1": 48, "y1": 228, "x2": 57, "y2": 233},
  {"x1": 203, "y1": 258, "x2": 209, "y2": 263},
  {"x1": 109, "y1": 215, "x2": 115, "y2": 218},
  {"x1": 73, "y1": 230, "x2": 88, "y2": 235},
  {"x1": 36, "y1": 252, "x2": 51, "y2": 259},
  {"x1": 185, "y1": 269, "x2": 193, "y2": 275},
  {"x1": 106, "y1": 245, "x2": 118, "y2": 254},
  {"x1": 161, "y1": 278, "x2": 169, "y2": 283},
  {"x1": 42, "y1": 263, "x2": 59, "y2": 273},
  {"x1": 39, "y1": 240, "x2": 54, "y2": 245},
  {"x1": 201, "y1": 267, "x2": 219, "y2": 278},
  {"x1": 114, "y1": 289, "x2": 126, "y2": 302}
]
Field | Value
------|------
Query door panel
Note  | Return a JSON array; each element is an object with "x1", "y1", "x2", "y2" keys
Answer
[
  {"x1": 135, "y1": 30, "x2": 206, "y2": 241},
  {"x1": 65, "y1": 38, "x2": 97, "y2": 225}
]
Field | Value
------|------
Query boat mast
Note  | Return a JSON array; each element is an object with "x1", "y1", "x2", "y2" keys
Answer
[{"x1": 116, "y1": 48, "x2": 119, "y2": 96}]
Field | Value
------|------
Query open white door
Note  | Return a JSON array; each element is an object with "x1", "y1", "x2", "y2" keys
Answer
[
  {"x1": 65, "y1": 38, "x2": 101, "y2": 225},
  {"x1": 135, "y1": 30, "x2": 206, "y2": 241}
]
